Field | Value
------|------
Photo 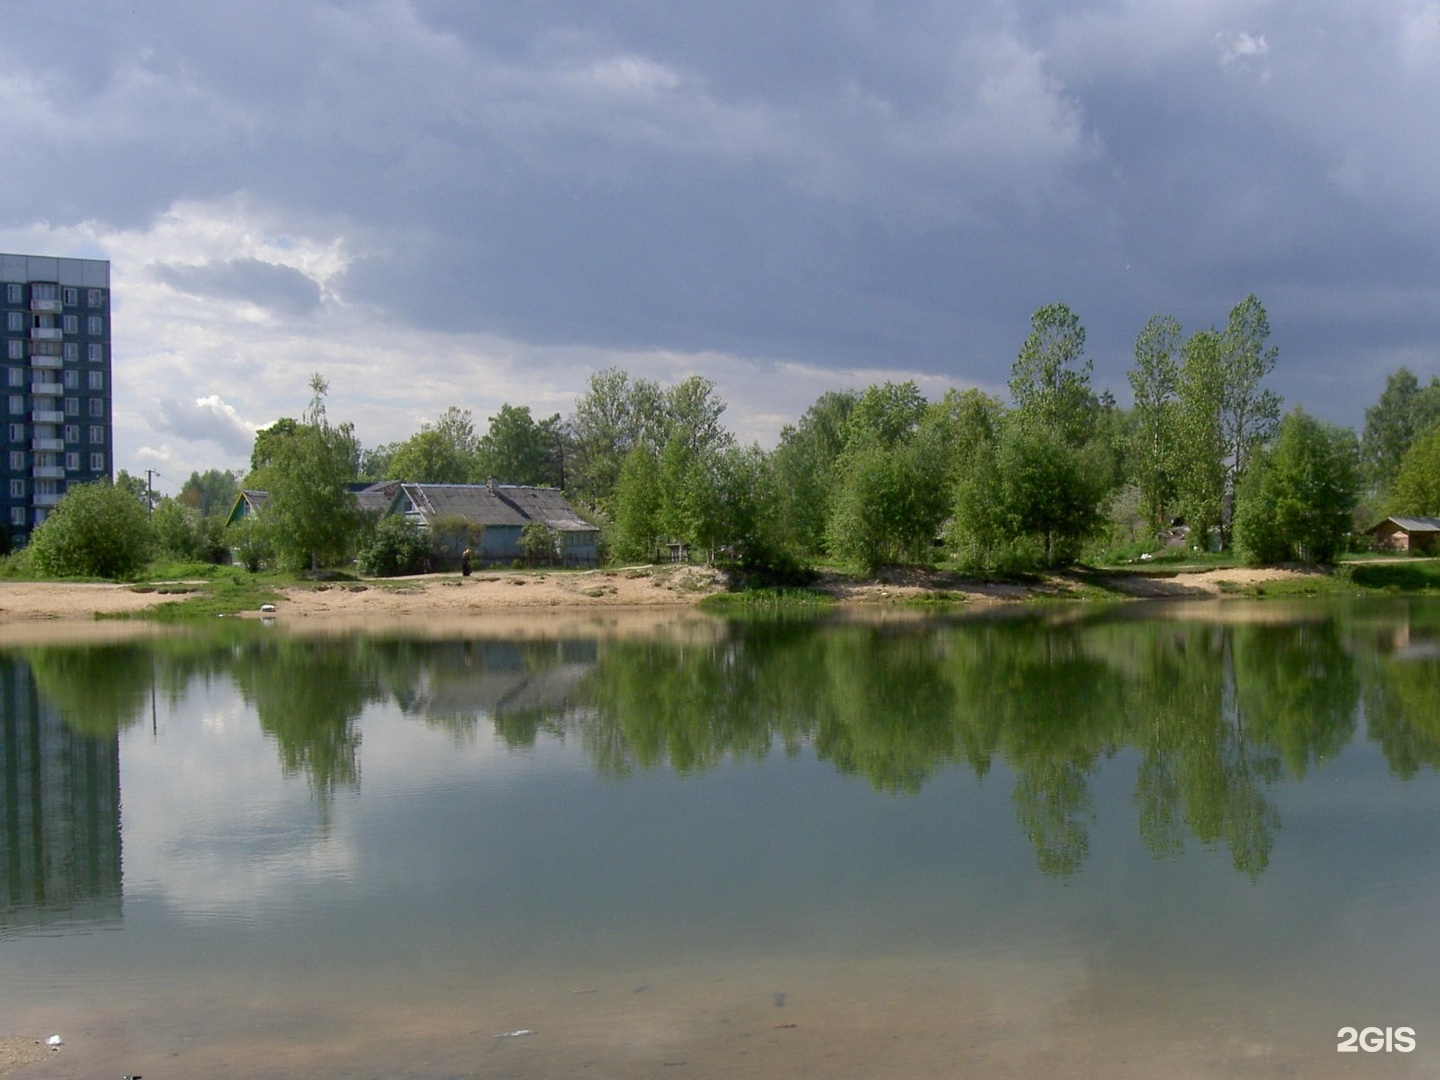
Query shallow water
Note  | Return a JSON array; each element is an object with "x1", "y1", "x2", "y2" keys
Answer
[{"x1": 3, "y1": 600, "x2": 1439, "y2": 1077}]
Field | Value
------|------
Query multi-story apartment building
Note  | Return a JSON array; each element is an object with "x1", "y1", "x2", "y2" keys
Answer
[{"x1": 0, "y1": 253, "x2": 112, "y2": 548}]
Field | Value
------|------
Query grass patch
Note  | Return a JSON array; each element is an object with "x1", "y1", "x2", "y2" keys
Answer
[
  {"x1": 699, "y1": 588, "x2": 834, "y2": 615},
  {"x1": 112, "y1": 577, "x2": 285, "y2": 621},
  {"x1": 1341, "y1": 560, "x2": 1440, "y2": 593},
  {"x1": 902, "y1": 590, "x2": 968, "y2": 607}
]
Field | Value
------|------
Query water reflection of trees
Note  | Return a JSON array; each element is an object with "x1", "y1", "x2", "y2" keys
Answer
[
  {"x1": 574, "y1": 614, "x2": 1383, "y2": 879},
  {"x1": 9, "y1": 602, "x2": 1440, "y2": 877}
]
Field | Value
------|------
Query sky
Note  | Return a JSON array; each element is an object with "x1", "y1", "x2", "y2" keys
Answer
[{"x1": 3, "y1": 0, "x2": 1438, "y2": 492}]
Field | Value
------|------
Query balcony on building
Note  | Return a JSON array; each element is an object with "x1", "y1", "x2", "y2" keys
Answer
[
  {"x1": 31, "y1": 465, "x2": 65, "y2": 480},
  {"x1": 31, "y1": 437, "x2": 63, "y2": 452},
  {"x1": 30, "y1": 409, "x2": 63, "y2": 424},
  {"x1": 28, "y1": 353, "x2": 62, "y2": 369},
  {"x1": 29, "y1": 327, "x2": 63, "y2": 342},
  {"x1": 32, "y1": 492, "x2": 62, "y2": 508},
  {"x1": 29, "y1": 298, "x2": 63, "y2": 314},
  {"x1": 30, "y1": 381, "x2": 63, "y2": 396}
]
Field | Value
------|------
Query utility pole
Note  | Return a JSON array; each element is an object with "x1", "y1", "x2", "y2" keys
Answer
[{"x1": 145, "y1": 469, "x2": 160, "y2": 517}]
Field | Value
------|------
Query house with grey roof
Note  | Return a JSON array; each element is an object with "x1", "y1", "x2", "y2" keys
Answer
[
  {"x1": 225, "y1": 480, "x2": 402, "y2": 527},
  {"x1": 1368, "y1": 516, "x2": 1440, "y2": 553},
  {"x1": 388, "y1": 480, "x2": 599, "y2": 566}
]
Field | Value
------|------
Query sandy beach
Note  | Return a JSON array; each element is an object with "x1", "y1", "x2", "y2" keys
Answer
[{"x1": 0, "y1": 563, "x2": 1327, "y2": 629}]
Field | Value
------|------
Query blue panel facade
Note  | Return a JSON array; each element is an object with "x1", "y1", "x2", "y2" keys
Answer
[{"x1": 0, "y1": 254, "x2": 113, "y2": 550}]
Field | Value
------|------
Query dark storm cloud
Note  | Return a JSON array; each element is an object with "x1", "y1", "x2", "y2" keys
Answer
[
  {"x1": 3, "y1": 0, "x2": 1439, "y2": 430},
  {"x1": 151, "y1": 259, "x2": 323, "y2": 317}
]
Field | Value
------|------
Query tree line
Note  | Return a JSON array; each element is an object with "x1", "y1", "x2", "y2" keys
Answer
[{"x1": 15, "y1": 294, "x2": 1440, "y2": 579}]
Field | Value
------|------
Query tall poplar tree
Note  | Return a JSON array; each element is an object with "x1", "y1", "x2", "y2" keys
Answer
[{"x1": 1128, "y1": 314, "x2": 1182, "y2": 529}]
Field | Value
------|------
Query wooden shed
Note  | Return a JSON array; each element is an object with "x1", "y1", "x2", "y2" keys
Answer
[{"x1": 1368, "y1": 516, "x2": 1440, "y2": 553}]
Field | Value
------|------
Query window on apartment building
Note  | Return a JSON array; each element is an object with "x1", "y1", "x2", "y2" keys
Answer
[
  {"x1": 8, "y1": 424, "x2": 24, "y2": 442},
  {"x1": 87, "y1": 316, "x2": 103, "y2": 335},
  {"x1": 5, "y1": 311, "x2": 21, "y2": 331},
  {"x1": 31, "y1": 283, "x2": 57, "y2": 303},
  {"x1": 63, "y1": 342, "x2": 78, "y2": 361},
  {"x1": 89, "y1": 426, "x2": 105, "y2": 445},
  {"x1": 64, "y1": 397, "x2": 79, "y2": 416},
  {"x1": 8, "y1": 451, "x2": 23, "y2": 470},
  {"x1": 64, "y1": 425, "x2": 78, "y2": 443},
  {"x1": 89, "y1": 453, "x2": 106, "y2": 471},
  {"x1": 6, "y1": 340, "x2": 22, "y2": 360},
  {"x1": 8, "y1": 479, "x2": 23, "y2": 499},
  {"x1": 9, "y1": 507, "x2": 24, "y2": 527},
  {"x1": 6, "y1": 368, "x2": 22, "y2": 387},
  {"x1": 87, "y1": 343, "x2": 104, "y2": 363},
  {"x1": 62, "y1": 315, "x2": 78, "y2": 335},
  {"x1": 5, "y1": 284, "x2": 22, "y2": 303},
  {"x1": 88, "y1": 398, "x2": 104, "y2": 418},
  {"x1": 7, "y1": 395, "x2": 22, "y2": 415},
  {"x1": 62, "y1": 287, "x2": 78, "y2": 306},
  {"x1": 65, "y1": 452, "x2": 79, "y2": 471},
  {"x1": 87, "y1": 289, "x2": 103, "y2": 308},
  {"x1": 88, "y1": 370, "x2": 104, "y2": 390},
  {"x1": 63, "y1": 370, "x2": 79, "y2": 389}
]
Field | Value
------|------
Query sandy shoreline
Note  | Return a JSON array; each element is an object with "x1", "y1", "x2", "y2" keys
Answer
[
  {"x1": 0, "y1": 1038, "x2": 47, "y2": 1076},
  {"x1": 0, "y1": 564, "x2": 1329, "y2": 632}
]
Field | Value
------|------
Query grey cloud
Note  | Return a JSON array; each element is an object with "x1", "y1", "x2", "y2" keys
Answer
[
  {"x1": 151, "y1": 259, "x2": 323, "y2": 317},
  {"x1": 4, "y1": 0, "x2": 1440, "y2": 433},
  {"x1": 156, "y1": 395, "x2": 258, "y2": 456}
]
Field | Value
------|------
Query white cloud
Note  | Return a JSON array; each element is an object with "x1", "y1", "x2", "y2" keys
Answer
[
  {"x1": 156, "y1": 394, "x2": 261, "y2": 455},
  {"x1": 1218, "y1": 30, "x2": 1271, "y2": 75}
]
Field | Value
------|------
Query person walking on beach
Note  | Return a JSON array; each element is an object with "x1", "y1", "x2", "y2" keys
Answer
[{"x1": 461, "y1": 547, "x2": 473, "y2": 578}]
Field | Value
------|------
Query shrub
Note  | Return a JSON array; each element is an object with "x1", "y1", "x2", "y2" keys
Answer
[
  {"x1": 357, "y1": 516, "x2": 437, "y2": 577},
  {"x1": 519, "y1": 522, "x2": 560, "y2": 567},
  {"x1": 229, "y1": 518, "x2": 272, "y2": 572},
  {"x1": 27, "y1": 481, "x2": 154, "y2": 579}
]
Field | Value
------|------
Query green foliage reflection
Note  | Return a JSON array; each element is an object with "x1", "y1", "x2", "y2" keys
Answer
[{"x1": 11, "y1": 603, "x2": 1440, "y2": 879}]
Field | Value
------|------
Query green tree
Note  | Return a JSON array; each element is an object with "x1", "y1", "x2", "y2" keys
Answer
[
  {"x1": 246, "y1": 417, "x2": 300, "y2": 488},
  {"x1": 1128, "y1": 314, "x2": 1183, "y2": 529},
  {"x1": 1009, "y1": 303, "x2": 1096, "y2": 448},
  {"x1": 1217, "y1": 295, "x2": 1283, "y2": 537},
  {"x1": 259, "y1": 375, "x2": 364, "y2": 572},
  {"x1": 1174, "y1": 328, "x2": 1228, "y2": 547},
  {"x1": 957, "y1": 305, "x2": 1108, "y2": 568},
  {"x1": 27, "y1": 480, "x2": 155, "y2": 578},
  {"x1": 843, "y1": 381, "x2": 928, "y2": 449},
  {"x1": 609, "y1": 444, "x2": 664, "y2": 562},
  {"x1": 389, "y1": 427, "x2": 469, "y2": 483},
  {"x1": 1171, "y1": 298, "x2": 1283, "y2": 550},
  {"x1": 115, "y1": 469, "x2": 159, "y2": 512},
  {"x1": 1234, "y1": 409, "x2": 1359, "y2": 565},
  {"x1": 476, "y1": 404, "x2": 563, "y2": 486},
  {"x1": 1001, "y1": 425, "x2": 1108, "y2": 566},
  {"x1": 1387, "y1": 425, "x2": 1440, "y2": 517},
  {"x1": 664, "y1": 375, "x2": 734, "y2": 458},
  {"x1": 151, "y1": 498, "x2": 207, "y2": 561},
  {"x1": 177, "y1": 468, "x2": 240, "y2": 518},
  {"x1": 827, "y1": 429, "x2": 950, "y2": 572},
  {"x1": 567, "y1": 368, "x2": 667, "y2": 507},
  {"x1": 770, "y1": 390, "x2": 857, "y2": 556},
  {"x1": 1361, "y1": 369, "x2": 1440, "y2": 496}
]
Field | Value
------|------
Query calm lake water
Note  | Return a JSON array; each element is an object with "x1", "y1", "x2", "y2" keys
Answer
[{"x1": 3, "y1": 600, "x2": 1440, "y2": 1079}]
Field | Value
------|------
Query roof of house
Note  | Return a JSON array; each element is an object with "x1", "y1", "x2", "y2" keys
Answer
[
  {"x1": 226, "y1": 481, "x2": 403, "y2": 526},
  {"x1": 1371, "y1": 516, "x2": 1440, "y2": 533},
  {"x1": 397, "y1": 483, "x2": 597, "y2": 532},
  {"x1": 352, "y1": 480, "x2": 402, "y2": 515}
]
